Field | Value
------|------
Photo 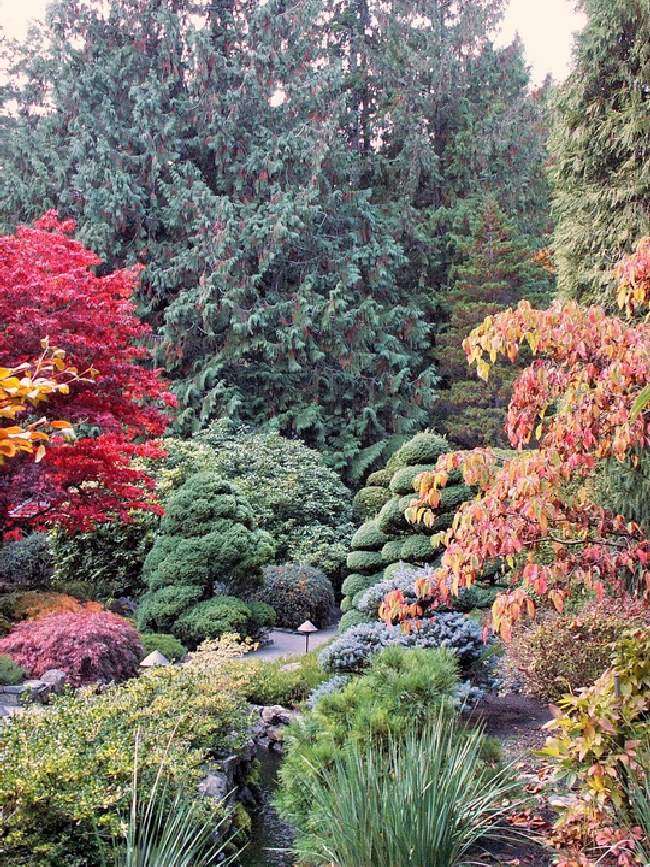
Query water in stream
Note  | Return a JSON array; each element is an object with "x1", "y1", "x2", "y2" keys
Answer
[{"x1": 238, "y1": 749, "x2": 296, "y2": 867}]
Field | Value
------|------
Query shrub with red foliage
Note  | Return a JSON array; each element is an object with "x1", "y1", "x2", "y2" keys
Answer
[
  {"x1": 0, "y1": 212, "x2": 174, "y2": 534},
  {"x1": 0, "y1": 610, "x2": 143, "y2": 685}
]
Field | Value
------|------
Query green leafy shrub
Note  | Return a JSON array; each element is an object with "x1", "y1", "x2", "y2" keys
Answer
[
  {"x1": 140, "y1": 633, "x2": 187, "y2": 663},
  {"x1": 176, "y1": 597, "x2": 274, "y2": 645},
  {"x1": 276, "y1": 646, "x2": 463, "y2": 830},
  {"x1": 194, "y1": 424, "x2": 355, "y2": 582},
  {"x1": 0, "y1": 653, "x2": 24, "y2": 685},
  {"x1": 543, "y1": 628, "x2": 650, "y2": 815},
  {"x1": 510, "y1": 600, "x2": 650, "y2": 703},
  {"x1": 52, "y1": 515, "x2": 157, "y2": 603},
  {"x1": 454, "y1": 583, "x2": 501, "y2": 613},
  {"x1": 138, "y1": 473, "x2": 274, "y2": 644},
  {"x1": 291, "y1": 716, "x2": 518, "y2": 867},
  {"x1": 399, "y1": 533, "x2": 438, "y2": 561},
  {"x1": 0, "y1": 666, "x2": 249, "y2": 865},
  {"x1": 0, "y1": 533, "x2": 53, "y2": 592},
  {"x1": 254, "y1": 564, "x2": 334, "y2": 629},
  {"x1": 365, "y1": 468, "x2": 392, "y2": 487},
  {"x1": 230, "y1": 650, "x2": 327, "y2": 707}
]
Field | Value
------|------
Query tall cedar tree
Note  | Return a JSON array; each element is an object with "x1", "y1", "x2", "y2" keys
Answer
[
  {"x1": 550, "y1": 0, "x2": 650, "y2": 307},
  {"x1": 0, "y1": 213, "x2": 172, "y2": 534},
  {"x1": 0, "y1": 0, "x2": 551, "y2": 477},
  {"x1": 432, "y1": 200, "x2": 552, "y2": 449}
]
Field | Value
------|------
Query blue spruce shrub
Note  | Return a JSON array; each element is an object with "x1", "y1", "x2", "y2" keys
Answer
[{"x1": 307, "y1": 675, "x2": 352, "y2": 709}]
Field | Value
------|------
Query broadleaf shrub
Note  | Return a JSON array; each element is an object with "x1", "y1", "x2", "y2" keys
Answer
[
  {"x1": 254, "y1": 563, "x2": 334, "y2": 629},
  {"x1": 176, "y1": 597, "x2": 275, "y2": 645},
  {"x1": 542, "y1": 628, "x2": 650, "y2": 818},
  {"x1": 510, "y1": 600, "x2": 650, "y2": 703},
  {"x1": 0, "y1": 666, "x2": 249, "y2": 865},
  {"x1": 194, "y1": 423, "x2": 355, "y2": 583},
  {"x1": 0, "y1": 611, "x2": 144, "y2": 685},
  {"x1": 0, "y1": 533, "x2": 53, "y2": 592}
]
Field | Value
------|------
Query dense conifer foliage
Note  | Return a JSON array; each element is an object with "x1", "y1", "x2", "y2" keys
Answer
[
  {"x1": 432, "y1": 199, "x2": 552, "y2": 448},
  {"x1": 550, "y1": 0, "x2": 650, "y2": 307},
  {"x1": 0, "y1": 0, "x2": 551, "y2": 470}
]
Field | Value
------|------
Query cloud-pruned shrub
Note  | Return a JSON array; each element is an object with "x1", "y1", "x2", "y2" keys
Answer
[{"x1": 137, "y1": 472, "x2": 274, "y2": 644}]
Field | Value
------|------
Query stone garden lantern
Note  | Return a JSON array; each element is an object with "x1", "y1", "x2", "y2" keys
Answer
[{"x1": 297, "y1": 620, "x2": 318, "y2": 653}]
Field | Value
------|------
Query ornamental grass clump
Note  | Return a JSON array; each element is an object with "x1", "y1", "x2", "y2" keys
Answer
[{"x1": 291, "y1": 715, "x2": 521, "y2": 867}]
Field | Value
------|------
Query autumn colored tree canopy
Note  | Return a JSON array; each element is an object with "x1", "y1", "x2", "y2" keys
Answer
[
  {"x1": 0, "y1": 213, "x2": 173, "y2": 534},
  {"x1": 381, "y1": 238, "x2": 650, "y2": 639}
]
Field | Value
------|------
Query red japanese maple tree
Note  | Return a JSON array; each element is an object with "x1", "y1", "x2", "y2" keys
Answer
[
  {"x1": 380, "y1": 239, "x2": 650, "y2": 638},
  {"x1": 0, "y1": 212, "x2": 174, "y2": 533}
]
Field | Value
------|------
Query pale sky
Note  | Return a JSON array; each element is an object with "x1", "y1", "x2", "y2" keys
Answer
[{"x1": 1, "y1": 0, "x2": 586, "y2": 85}]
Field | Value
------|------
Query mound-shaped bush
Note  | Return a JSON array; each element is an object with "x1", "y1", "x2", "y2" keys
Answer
[
  {"x1": 140, "y1": 632, "x2": 187, "y2": 663},
  {"x1": 318, "y1": 612, "x2": 486, "y2": 675},
  {"x1": 138, "y1": 473, "x2": 274, "y2": 643},
  {"x1": 0, "y1": 654, "x2": 24, "y2": 685},
  {"x1": 0, "y1": 611, "x2": 143, "y2": 685},
  {"x1": 0, "y1": 533, "x2": 52, "y2": 592},
  {"x1": 177, "y1": 597, "x2": 275, "y2": 644},
  {"x1": 255, "y1": 563, "x2": 335, "y2": 629}
]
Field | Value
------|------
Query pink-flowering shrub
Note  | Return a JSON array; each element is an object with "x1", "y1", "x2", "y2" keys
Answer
[{"x1": 0, "y1": 610, "x2": 143, "y2": 685}]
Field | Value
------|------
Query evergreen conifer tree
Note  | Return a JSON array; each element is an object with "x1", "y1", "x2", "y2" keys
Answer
[
  {"x1": 432, "y1": 199, "x2": 552, "y2": 449},
  {"x1": 550, "y1": 0, "x2": 650, "y2": 306}
]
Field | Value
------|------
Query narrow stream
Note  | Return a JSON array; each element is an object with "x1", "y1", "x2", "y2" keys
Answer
[{"x1": 238, "y1": 749, "x2": 296, "y2": 867}]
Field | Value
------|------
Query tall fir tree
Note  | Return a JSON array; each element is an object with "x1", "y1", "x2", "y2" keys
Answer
[
  {"x1": 550, "y1": 0, "x2": 650, "y2": 307},
  {"x1": 431, "y1": 199, "x2": 552, "y2": 449}
]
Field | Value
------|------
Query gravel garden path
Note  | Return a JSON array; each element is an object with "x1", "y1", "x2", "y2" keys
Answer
[{"x1": 247, "y1": 623, "x2": 339, "y2": 661}]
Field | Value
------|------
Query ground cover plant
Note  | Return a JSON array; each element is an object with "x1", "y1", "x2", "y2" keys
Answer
[{"x1": 0, "y1": 665, "x2": 250, "y2": 865}]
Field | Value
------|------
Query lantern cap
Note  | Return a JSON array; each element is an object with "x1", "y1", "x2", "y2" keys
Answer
[{"x1": 297, "y1": 620, "x2": 318, "y2": 634}]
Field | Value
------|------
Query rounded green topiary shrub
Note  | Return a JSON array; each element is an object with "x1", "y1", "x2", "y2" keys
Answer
[
  {"x1": 137, "y1": 473, "x2": 275, "y2": 643},
  {"x1": 350, "y1": 520, "x2": 388, "y2": 551},
  {"x1": 338, "y1": 609, "x2": 372, "y2": 632},
  {"x1": 140, "y1": 633, "x2": 187, "y2": 663},
  {"x1": 381, "y1": 540, "x2": 404, "y2": 563},
  {"x1": 393, "y1": 431, "x2": 449, "y2": 466},
  {"x1": 346, "y1": 549, "x2": 385, "y2": 573},
  {"x1": 400, "y1": 534, "x2": 439, "y2": 563},
  {"x1": 377, "y1": 497, "x2": 407, "y2": 534},
  {"x1": 365, "y1": 468, "x2": 392, "y2": 487},
  {"x1": 176, "y1": 597, "x2": 259, "y2": 644},
  {"x1": 341, "y1": 572, "x2": 378, "y2": 598},
  {"x1": 389, "y1": 465, "x2": 435, "y2": 496},
  {"x1": 353, "y1": 486, "x2": 392, "y2": 519},
  {"x1": 254, "y1": 563, "x2": 335, "y2": 629},
  {"x1": 137, "y1": 585, "x2": 204, "y2": 634}
]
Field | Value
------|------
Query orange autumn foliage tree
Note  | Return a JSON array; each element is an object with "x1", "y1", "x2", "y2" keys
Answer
[
  {"x1": 380, "y1": 239, "x2": 650, "y2": 638},
  {"x1": 0, "y1": 340, "x2": 89, "y2": 465}
]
